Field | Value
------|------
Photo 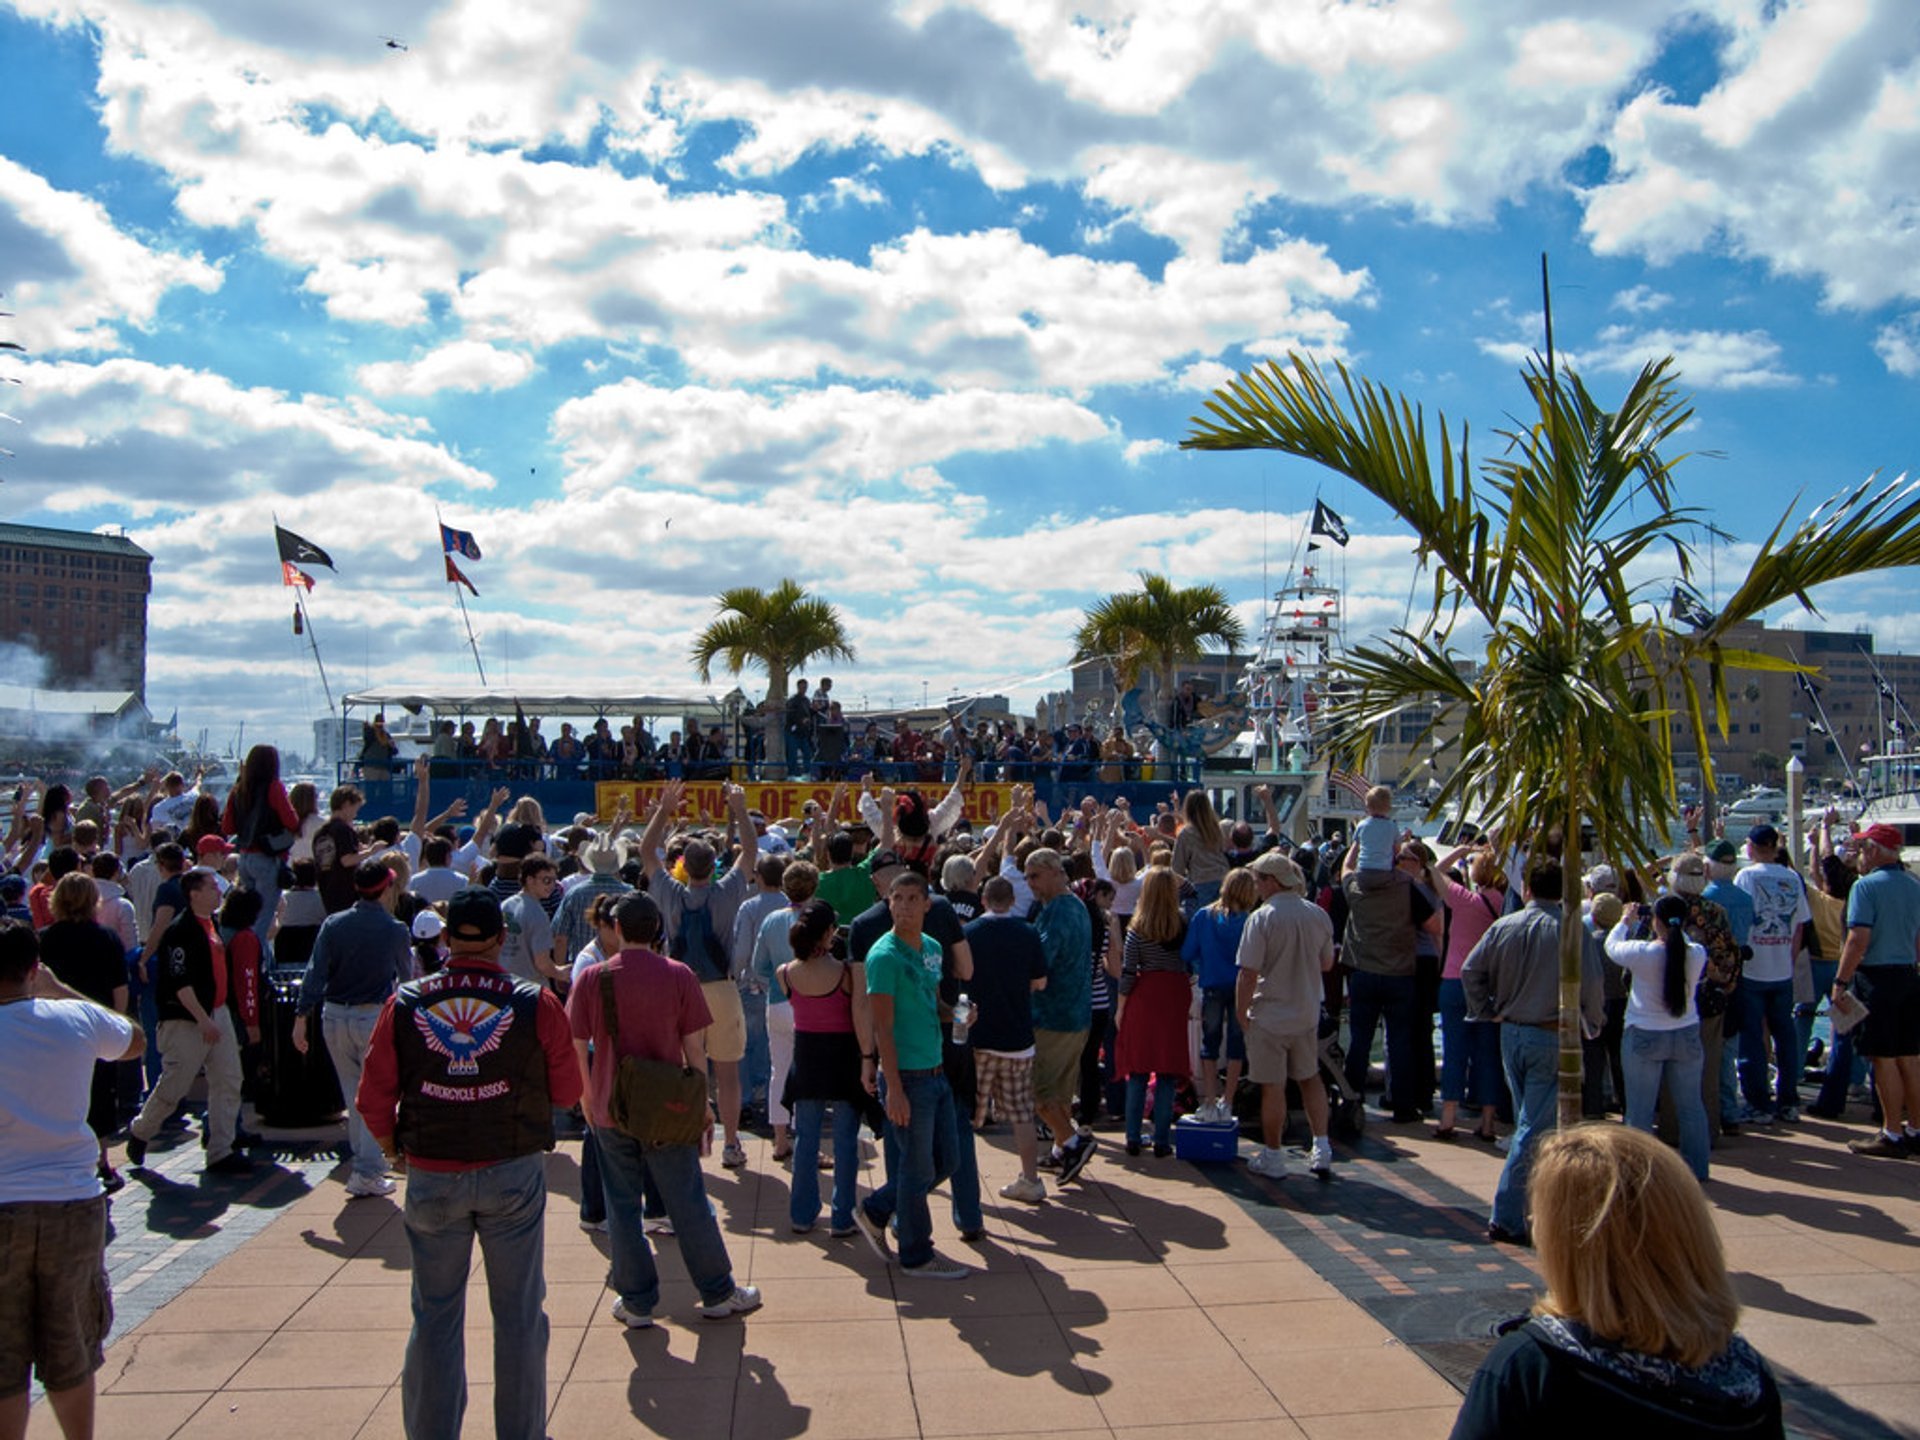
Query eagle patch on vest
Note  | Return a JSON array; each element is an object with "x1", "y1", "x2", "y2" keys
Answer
[{"x1": 414, "y1": 994, "x2": 516, "y2": 1079}]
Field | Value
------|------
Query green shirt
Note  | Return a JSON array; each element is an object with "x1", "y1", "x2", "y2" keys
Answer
[
  {"x1": 817, "y1": 859, "x2": 879, "y2": 924},
  {"x1": 864, "y1": 930, "x2": 945, "y2": 1072}
]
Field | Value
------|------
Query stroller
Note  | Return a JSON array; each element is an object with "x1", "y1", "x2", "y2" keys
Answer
[{"x1": 1229, "y1": 1007, "x2": 1367, "y2": 1146}]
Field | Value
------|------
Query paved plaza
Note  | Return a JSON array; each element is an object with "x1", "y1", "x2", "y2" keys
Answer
[{"x1": 35, "y1": 1111, "x2": 1920, "y2": 1440}]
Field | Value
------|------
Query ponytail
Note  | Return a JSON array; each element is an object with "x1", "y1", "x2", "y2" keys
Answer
[{"x1": 1654, "y1": 893, "x2": 1690, "y2": 1019}]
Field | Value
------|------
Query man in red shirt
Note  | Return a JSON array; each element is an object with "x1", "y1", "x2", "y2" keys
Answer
[{"x1": 356, "y1": 887, "x2": 581, "y2": 1440}]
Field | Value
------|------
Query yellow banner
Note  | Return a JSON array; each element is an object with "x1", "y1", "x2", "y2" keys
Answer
[{"x1": 592, "y1": 780, "x2": 1018, "y2": 829}]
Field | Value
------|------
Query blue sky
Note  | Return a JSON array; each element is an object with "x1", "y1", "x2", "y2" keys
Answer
[{"x1": 1, "y1": 0, "x2": 1917, "y2": 758}]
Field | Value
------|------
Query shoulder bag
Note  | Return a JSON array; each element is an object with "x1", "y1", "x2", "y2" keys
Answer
[{"x1": 600, "y1": 968, "x2": 710, "y2": 1147}]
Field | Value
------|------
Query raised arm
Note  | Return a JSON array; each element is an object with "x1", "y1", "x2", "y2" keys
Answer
[
  {"x1": 638, "y1": 779, "x2": 686, "y2": 878},
  {"x1": 724, "y1": 783, "x2": 757, "y2": 879}
]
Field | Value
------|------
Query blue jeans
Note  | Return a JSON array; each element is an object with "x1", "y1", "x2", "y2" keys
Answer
[
  {"x1": 865, "y1": 1069, "x2": 958, "y2": 1269},
  {"x1": 1345, "y1": 970, "x2": 1419, "y2": 1113},
  {"x1": 1124, "y1": 1073, "x2": 1177, "y2": 1147},
  {"x1": 741, "y1": 986, "x2": 771, "y2": 1109},
  {"x1": 1737, "y1": 977, "x2": 1800, "y2": 1113},
  {"x1": 1199, "y1": 985, "x2": 1246, "y2": 1063},
  {"x1": 1492, "y1": 1024, "x2": 1559, "y2": 1235},
  {"x1": 1438, "y1": 978, "x2": 1501, "y2": 1108},
  {"x1": 784, "y1": 730, "x2": 814, "y2": 778},
  {"x1": 790, "y1": 1099, "x2": 861, "y2": 1230},
  {"x1": 1624, "y1": 1024, "x2": 1709, "y2": 1180},
  {"x1": 592, "y1": 1125, "x2": 737, "y2": 1308},
  {"x1": 322, "y1": 1003, "x2": 388, "y2": 1179},
  {"x1": 236, "y1": 851, "x2": 282, "y2": 941},
  {"x1": 129, "y1": 960, "x2": 162, "y2": 1088},
  {"x1": 402, "y1": 1153, "x2": 549, "y2": 1440}
]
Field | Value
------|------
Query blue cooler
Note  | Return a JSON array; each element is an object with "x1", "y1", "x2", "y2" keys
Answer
[{"x1": 1173, "y1": 1114, "x2": 1238, "y2": 1163}]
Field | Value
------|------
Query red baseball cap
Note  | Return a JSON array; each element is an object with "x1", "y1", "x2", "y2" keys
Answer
[
  {"x1": 1860, "y1": 823, "x2": 1905, "y2": 853},
  {"x1": 195, "y1": 835, "x2": 233, "y2": 857}
]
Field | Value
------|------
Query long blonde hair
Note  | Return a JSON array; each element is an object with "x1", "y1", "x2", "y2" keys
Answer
[
  {"x1": 1130, "y1": 867, "x2": 1184, "y2": 945},
  {"x1": 1181, "y1": 790, "x2": 1224, "y2": 852},
  {"x1": 1531, "y1": 1125, "x2": 1738, "y2": 1368}
]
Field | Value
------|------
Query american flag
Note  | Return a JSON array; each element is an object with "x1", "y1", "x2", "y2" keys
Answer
[{"x1": 1327, "y1": 766, "x2": 1371, "y2": 804}]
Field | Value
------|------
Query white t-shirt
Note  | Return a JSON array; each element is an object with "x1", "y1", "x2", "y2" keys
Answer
[
  {"x1": 150, "y1": 791, "x2": 200, "y2": 834},
  {"x1": 0, "y1": 998, "x2": 134, "y2": 1203},
  {"x1": 1605, "y1": 926, "x2": 1708, "y2": 1031},
  {"x1": 1734, "y1": 861, "x2": 1810, "y2": 984},
  {"x1": 410, "y1": 867, "x2": 466, "y2": 905}
]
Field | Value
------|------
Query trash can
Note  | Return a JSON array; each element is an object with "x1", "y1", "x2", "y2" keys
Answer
[{"x1": 259, "y1": 972, "x2": 344, "y2": 1127}]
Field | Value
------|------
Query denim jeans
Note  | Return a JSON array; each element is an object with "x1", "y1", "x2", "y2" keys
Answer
[
  {"x1": 741, "y1": 986, "x2": 771, "y2": 1112},
  {"x1": 129, "y1": 962, "x2": 162, "y2": 1089},
  {"x1": 1736, "y1": 977, "x2": 1800, "y2": 1113},
  {"x1": 402, "y1": 1153, "x2": 548, "y2": 1440},
  {"x1": 1438, "y1": 978, "x2": 1502, "y2": 1108},
  {"x1": 592, "y1": 1126, "x2": 738, "y2": 1308},
  {"x1": 236, "y1": 851, "x2": 282, "y2": 942},
  {"x1": 783, "y1": 730, "x2": 814, "y2": 778},
  {"x1": 790, "y1": 1099, "x2": 862, "y2": 1230},
  {"x1": 1492, "y1": 1024, "x2": 1558, "y2": 1235},
  {"x1": 1199, "y1": 985, "x2": 1247, "y2": 1063},
  {"x1": 1345, "y1": 970, "x2": 1419, "y2": 1113},
  {"x1": 322, "y1": 1003, "x2": 388, "y2": 1179},
  {"x1": 865, "y1": 1069, "x2": 958, "y2": 1268},
  {"x1": 1124, "y1": 1073, "x2": 1177, "y2": 1147},
  {"x1": 578, "y1": 1127, "x2": 605, "y2": 1224},
  {"x1": 1624, "y1": 1024, "x2": 1709, "y2": 1179}
]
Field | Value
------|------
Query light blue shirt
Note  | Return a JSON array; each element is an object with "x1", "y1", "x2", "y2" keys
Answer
[{"x1": 1848, "y1": 864, "x2": 1920, "y2": 969}]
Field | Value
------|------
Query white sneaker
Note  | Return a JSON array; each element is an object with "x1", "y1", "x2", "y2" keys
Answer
[
  {"x1": 998, "y1": 1174, "x2": 1046, "y2": 1204},
  {"x1": 345, "y1": 1172, "x2": 396, "y2": 1198},
  {"x1": 1246, "y1": 1147, "x2": 1287, "y2": 1178},
  {"x1": 643, "y1": 1215, "x2": 675, "y2": 1236},
  {"x1": 580, "y1": 1216, "x2": 609, "y2": 1234},
  {"x1": 1206, "y1": 1100, "x2": 1232, "y2": 1124},
  {"x1": 1308, "y1": 1143, "x2": 1333, "y2": 1176},
  {"x1": 610, "y1": 1298, "x2": 653, "y2": 1329},
  {"x1": 699, "y1": 1285, "x2": 764, "y2": 1320}
]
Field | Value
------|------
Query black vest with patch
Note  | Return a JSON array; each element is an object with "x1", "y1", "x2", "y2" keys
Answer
[{"x1": 391, "y1": 964, "x2": 552, "y2": 1163}]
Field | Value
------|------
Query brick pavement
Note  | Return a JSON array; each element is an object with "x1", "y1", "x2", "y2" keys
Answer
[{"x1": 28, "y1": 1109, "x2": 1920, "y2": 1439}]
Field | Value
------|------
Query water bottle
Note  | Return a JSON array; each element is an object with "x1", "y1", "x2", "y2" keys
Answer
[{"x1": 950, "y1": 993, "x2": 973, "y2": 1045}]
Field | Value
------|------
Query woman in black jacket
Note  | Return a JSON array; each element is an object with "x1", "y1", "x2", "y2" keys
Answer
[{"x1": 1452, "y1": 1123, "x2": 1782, "y2": 1438}]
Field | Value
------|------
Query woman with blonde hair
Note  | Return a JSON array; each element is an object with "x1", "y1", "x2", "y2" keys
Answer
[
  {"x1": 1113, "y1": 867, "x2": 1193, "y2": 1156},
  {"x1": 1182, "y1": 867, "x2": 1260, "y2": 1123},
  {"x1": 1453, "y1": 1123, "x2": 1780, "y2": 1435},
  {"x1": 1171, "y1": 790, "x2": 1229, "y2": 906}
]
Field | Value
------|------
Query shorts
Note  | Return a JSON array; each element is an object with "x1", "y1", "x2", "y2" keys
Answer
[
  {"x1": 700, "y1": 980, "x2": 748, "y2": 1064},
  {"x1": 1200, "y1": 985, "x2": 1247, "y2": 1063},
  {"x1": 0, "y1": 1196, "x2": 112, "y2": 1398},
  {"x1": 1245, "y1": 1025, "x2": 1319, "y2": 1086},
  {"x1": 974, "y1": 1051, "x2": 1036, "y2": 1125},
  {"x1": 1032, "y1": 1028, "x2": 1088, "y2": 1105},
  {"x1": 1854, "y1": 966, "x2": 1920, "y2": 1059}
]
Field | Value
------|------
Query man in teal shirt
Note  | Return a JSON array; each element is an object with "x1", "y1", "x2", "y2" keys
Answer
[
  {"x1": 853, "y1": 871, "x2": 970, "y2": 1279},
  {"x1": 1027, "y1": 848, "x2": 1097, "y2": 1182}
]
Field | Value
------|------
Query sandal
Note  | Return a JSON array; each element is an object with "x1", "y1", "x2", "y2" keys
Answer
[
  {"x1": 1432, "y1": 1126, "x2": 1458, "y2": 1140},
  {"x1": 1474, "y1": 1126, "x2": 1498, "y2": 1143},
  {"x1": 771, "y1": 1144, "x2": 794, "y2": 1162}
]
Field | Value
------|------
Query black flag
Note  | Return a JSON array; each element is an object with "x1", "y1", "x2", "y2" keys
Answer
[
  {"x1": 1795, "y1": 672, "x2": 1823, "y2": 698},
  {"x1": 1879, "y1": 679, "x2": 1898, "y2": 700},
  {"x1": 275, "y1": 524, "x2": 336, "y2": 571},
  {"x1": 1669, "y1": 586, "x2": 1715, "y2": 630},
  {"x1": 1310, "y1": 500, "x2": 1349, "y2": 547}
]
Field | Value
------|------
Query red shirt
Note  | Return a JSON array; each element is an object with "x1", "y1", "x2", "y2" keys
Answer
[
  {"x1": 201, "y1": 917, "x2": 228, "y2": 1011},
  {"x1": 354, "y1": 957, "x2": 582, "y2": 1171},
  {"x1": 220, "y1": 781, "x2": 302, "y2": 853},
  {"x1": 226, "y1": 928, "x2": 261, "y2": 1028},
  {"x1": 565, "y1": 947, "x2": 711, "y2": 1129}
]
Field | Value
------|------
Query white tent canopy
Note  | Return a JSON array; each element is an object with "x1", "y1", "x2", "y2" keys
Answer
[{"x1": 340, "y1": 688, "x2": 736, "y2": 723}]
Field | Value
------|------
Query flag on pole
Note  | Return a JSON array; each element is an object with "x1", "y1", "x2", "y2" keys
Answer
[
  {"x1": 165, "y1": 708, "x2": 178, "y2": 731},
  {"x1": 439, "y1": 523, "x2": 482, "y2": 561},
  {"x1": 1879, "y1": 679, "x2": 1898, "y2": 700},
  {"x1": 1795, "y1": 672, "x2": 1823, "y2": 698},
  {"x1": 1669, "y1": 586, "x2": 1716, "y2": 630},
  {"x1": 1309, "y1": 500, "x2": 1350, "y2": 547},
  {"x1": 275, "y1": 525, "x2": 335, "y2": 570},
  {"x1": 282, "y1": 561, "x2": 315, "y2": 591},
  {"x1": 444, "y1": 555, "x2": 479, "y2": 596},
  {"x1": 1326, "y1": 765, "x2": 1371, "y2": 804}
]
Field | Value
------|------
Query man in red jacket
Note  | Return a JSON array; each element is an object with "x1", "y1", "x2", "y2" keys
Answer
[{"x1": 356, "y1": 887, "x2": 581, "y2": 1440}]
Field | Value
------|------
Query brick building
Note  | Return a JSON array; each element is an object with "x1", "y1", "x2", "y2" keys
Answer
[{"x1": 0, "y1": 523, "x2": 152, "y2": 698}]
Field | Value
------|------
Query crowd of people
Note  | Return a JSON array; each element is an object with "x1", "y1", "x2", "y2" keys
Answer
[{"x1": 14, "y1": 736, "x2": 1910, "y2": 1438}]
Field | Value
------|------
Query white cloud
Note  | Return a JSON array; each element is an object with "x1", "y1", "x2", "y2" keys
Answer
[
  {"x1": 1582, "y1": 0, "x2": 1920, "y2": 308},
  {"x1": 357, "y1": 341, "x2": 536, "y2": 397},
  {"x1": 1612, "y1": 284, "x2": 1672, "y2": 316},
  {"x1": 1480, "y1": 323, "x2": 1795, "y2": 391},
  {"x1": 0, "y1": 157, "x2": 222, "y2": 354},
  {"x1": 1874, "y1": 313, "x2": 1920, "y2": 378},
  {"x1": 550, "y1": 380, "x2": 1111, "y2": 494},
  {"x1": 1122, "y1": 438, "x2": 1170, "y2": 465}
]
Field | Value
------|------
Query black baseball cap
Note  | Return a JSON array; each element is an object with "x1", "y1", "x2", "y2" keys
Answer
[{"x1": 446, "y1": 886, "x2": 504, "y2": 942}]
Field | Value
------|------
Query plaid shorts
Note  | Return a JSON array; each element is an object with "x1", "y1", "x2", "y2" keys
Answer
[{"x1": 974, "y1": 1050, "x2": 1036, "y2": 1125}]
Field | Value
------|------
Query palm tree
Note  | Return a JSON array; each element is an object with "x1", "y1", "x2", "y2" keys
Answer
[
  {"x1": 1073, "y1": 571, "x2": 1247, "y2": 722},
  {"x1": 690, "y1": 579, "x2": 856, "y2": 707},
  {"x1": 1184, "y1": 350, "x2": 1920, "y2": 1120}
]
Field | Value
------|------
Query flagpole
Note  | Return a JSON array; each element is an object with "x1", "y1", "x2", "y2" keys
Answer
[
  {"x1": 436, "y1": 506, "x2": 488, "y2": 685},
  {"x1": 297, "y1": 586, "x2": 337, "y2": 714},
  {"x1": 1789, "y1": 648, "x2": 1855, "y2": 792}
]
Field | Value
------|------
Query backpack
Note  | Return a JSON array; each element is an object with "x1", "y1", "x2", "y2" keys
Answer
[{"x1": 671, "y1": 887, "x2": 730, "y2": 979}]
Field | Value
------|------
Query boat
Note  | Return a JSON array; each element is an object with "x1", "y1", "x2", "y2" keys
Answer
[
  {"x1": 1723, "y1": 785, "x2": 1790, "y2": 823},
  {"x1": 1854, "y1": 748, "x2": 1920, "y2": 859}
]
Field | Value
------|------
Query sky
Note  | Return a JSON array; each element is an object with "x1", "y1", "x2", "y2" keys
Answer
[{"x1": 1, "y1": 0, "x2": 1918, "y2": 759}]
